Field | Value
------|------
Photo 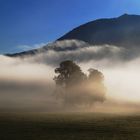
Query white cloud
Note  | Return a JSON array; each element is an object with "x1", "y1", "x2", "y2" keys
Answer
[
  {"x1": 17, "y1": 43, "x2": 47, "y2": 51},
  {"x1": 0, "y1": 39, "x2": 140, "y2": 113}
]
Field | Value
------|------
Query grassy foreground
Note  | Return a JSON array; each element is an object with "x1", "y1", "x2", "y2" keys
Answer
[{"x1": 0, "y1": 113, "x2": 140, "y2": 140}]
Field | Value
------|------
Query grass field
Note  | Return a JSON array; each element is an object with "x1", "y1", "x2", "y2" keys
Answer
[{"x1": 0, "y1": 113, "x2": 140, "y2": 140}]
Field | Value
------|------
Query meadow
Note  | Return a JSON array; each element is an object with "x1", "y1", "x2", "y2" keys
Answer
[{"x1": 0, "y1": 113, "x2": 139, "y2": 140}]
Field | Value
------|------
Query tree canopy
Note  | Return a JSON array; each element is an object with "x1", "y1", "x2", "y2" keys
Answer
[
  {"x1": 88, "y1": 68, "x2": 104, "y2": 82},
  {"x1": 54, "y1": 60, "x2": 86, "y2": 88},
  {"x1": 54, "y1": 60, "x2": 106, "y2": 106}
]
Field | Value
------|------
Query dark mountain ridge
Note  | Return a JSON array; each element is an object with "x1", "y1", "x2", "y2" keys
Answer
[
  {"x1": 58, "y1": 14, "x2": 140, "y2": 48},
  {"x1": 6, "y1": 14, "x2": 140, "y2": 57}
]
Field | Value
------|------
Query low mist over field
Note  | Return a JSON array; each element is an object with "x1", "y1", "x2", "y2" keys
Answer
[{"x1": 0, "y1": 40, "x2": 140, "y2": 113}]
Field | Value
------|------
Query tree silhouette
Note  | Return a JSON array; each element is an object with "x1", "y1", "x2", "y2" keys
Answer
[
  {"x1": 87, "y1": 68, "x2": 106, "y2": 102},
  {"x1": 54, "y1": 60, "x2": 86, "y2": 88},
  {"x1": 54, "y1": 60, "x2": 106, "y2": 106},
  {"x1": 88, "y1": 68, "x2": 104, "y2": 82}
]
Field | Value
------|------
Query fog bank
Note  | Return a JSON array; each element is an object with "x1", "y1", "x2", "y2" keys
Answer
[{"x1": 0, "y1": 40, "x2": 140, "y2": 113}]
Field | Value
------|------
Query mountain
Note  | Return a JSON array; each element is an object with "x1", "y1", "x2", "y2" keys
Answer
[
  {"x1": 58, "y1": 14, "x2": 140, "y2": 48},
  {"x1": 6, "y1": 14, "x2": 140, "y2": 57}
]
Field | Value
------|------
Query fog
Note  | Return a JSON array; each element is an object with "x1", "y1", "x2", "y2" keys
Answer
[{"x1": 0, "y1": 40, "x2": 140, "y2": 113}]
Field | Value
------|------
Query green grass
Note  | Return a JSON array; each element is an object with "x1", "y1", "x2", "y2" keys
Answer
[{"x1": 0, "y1": 113, "x2": 140, "y2": 140}]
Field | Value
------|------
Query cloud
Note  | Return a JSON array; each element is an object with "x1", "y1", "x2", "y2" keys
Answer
[
  {"x1": 17, "y1": 39, "x2": 139, "y2": 67},
  {"x1": 17, "y1": 43, "x2": 47, "y2": 51},
  {"x1": 0, "y1": 39, "x2": 140, "y2": 113},
  {"x1": 22, "y1": 44, "x2": 127, "y2": 66},
  {"x1": 0, "y1": 55, "x2": 106, "y2": 112}
]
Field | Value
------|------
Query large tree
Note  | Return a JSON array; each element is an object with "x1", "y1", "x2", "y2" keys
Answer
[
  {"x1": 54, "y1": 60, "x2": 106, "y2": 107},
  {"x1": 54, "y1": 60, "x2": 86, "y2": 88}
]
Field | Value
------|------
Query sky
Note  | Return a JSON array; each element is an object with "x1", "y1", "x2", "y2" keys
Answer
[{"x1": 1, "y1": 0, "x2": 140, "y2": 54}]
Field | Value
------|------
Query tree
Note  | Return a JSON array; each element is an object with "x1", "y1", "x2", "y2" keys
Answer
[
  {"x1": 54, "y1": 60, "x2": 86, "y2": 88},
  {"x1": 87, "y1": 68, "x2": 106, "y2": 102},
  {"x1": 88, "y1": 68, "x2": 104, "y2": 83},
  {"x1": 53, "y1": 60, "x2": 106, "y2": 107}
]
